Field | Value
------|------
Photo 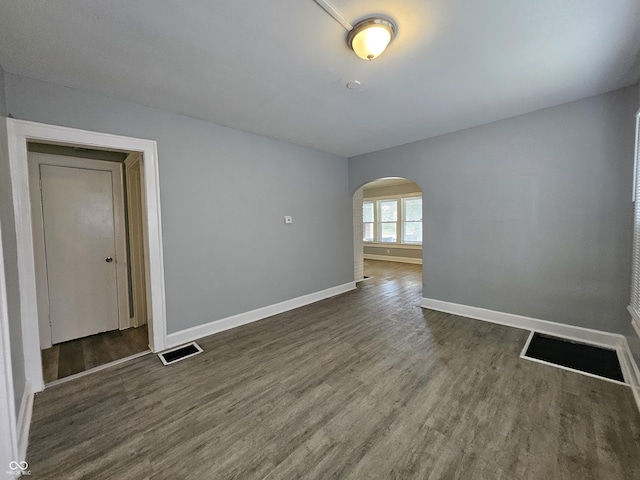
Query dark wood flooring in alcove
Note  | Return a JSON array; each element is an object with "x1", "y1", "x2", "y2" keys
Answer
[{"x1": 41, "y1": 325, "x2": 148, "y2": 383}]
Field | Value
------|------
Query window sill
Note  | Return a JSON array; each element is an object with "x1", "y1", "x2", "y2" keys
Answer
[{"x1": 364, "y1": 242, "x2": 422, "y2": 250}]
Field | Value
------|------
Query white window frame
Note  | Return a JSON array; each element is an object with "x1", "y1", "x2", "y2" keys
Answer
[
  {"x1": 629, "y1": 110, "x2": 640, "y2": 338},
  {"x1": 401, "y1": 197, "x2": 423, "y2": 245},
  {"x1": 363, "y1": 193, "x2": 422, "y2": 246},
  {"x1": 362, "y1": 200, "x2": 375, "y2": 243},
  {"x1": 378, "y1": 199, "x2": 399, "y2": 243}
]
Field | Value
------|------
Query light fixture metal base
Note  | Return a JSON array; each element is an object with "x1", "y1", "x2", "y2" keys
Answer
[{"x1": 347, "y1": 16, "x2": 397, "y2": 61}]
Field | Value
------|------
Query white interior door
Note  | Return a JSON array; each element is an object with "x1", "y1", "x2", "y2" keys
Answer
[{"x1": 40, "y1": 164, "x2": 120, "y2": 344}]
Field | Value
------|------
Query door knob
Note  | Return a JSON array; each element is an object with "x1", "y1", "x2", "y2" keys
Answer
[{"x1": 106, "y1": 257, "x2": 113, "y2": 263}]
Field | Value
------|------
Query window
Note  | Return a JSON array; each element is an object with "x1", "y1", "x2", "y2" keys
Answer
[
  {"x1": 363, "y1": 201, "x2": 374, "y2": 242},
  {"x1": 379, "y1": 200, "x2": 398, "y2": 242},
  {"x1": 362, "y1": 195, "x2": 422, "y2": 245},
  {"x1": 402, "y1": 197, "x2": 422, "y2": 243},
  {"x1": 630, "y1": 112, "x2": 640, "y2": 335}
]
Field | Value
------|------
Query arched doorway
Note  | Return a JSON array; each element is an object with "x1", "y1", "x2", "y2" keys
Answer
[{"x1": 353, "y1": 177, "x2": 423, "y2": 283}]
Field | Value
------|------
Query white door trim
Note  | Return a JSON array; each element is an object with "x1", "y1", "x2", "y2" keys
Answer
[
  {"x1": 0, "y1": 215, "x2": 19, "y2": 466},
  {"x1": 28, "y1": 153, "x2": 130, "y2": 348},
  {"x1": 6, "y1": 118, "x2": 167, "y2": 393},
  {"x1": 124, "y1": 152, "x2": 148, "y2": 328}
]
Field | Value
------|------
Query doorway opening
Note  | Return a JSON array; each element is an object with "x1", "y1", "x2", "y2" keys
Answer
[
  {"x1": 353, "y1": 177, "x2": 423, "y2": 288},
  {"x1": 6, "y1": 118, "x2": 167, "y2": 393},
  {"x1": 27, "y1": 143, "x2": 150, "y2": 383}
]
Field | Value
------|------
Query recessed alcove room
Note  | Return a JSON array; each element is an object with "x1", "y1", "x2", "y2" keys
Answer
[{"x1": 1, "y1": 1, "x2": 640, "y2": 478}]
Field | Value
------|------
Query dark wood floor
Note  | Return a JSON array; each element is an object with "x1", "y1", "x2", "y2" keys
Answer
[
  {"x1": 41, "y1": 325, "x2": 149, "y2": 383},
  {"x1": 27, "y1": 261, "x2": 640, "y2": 479}
]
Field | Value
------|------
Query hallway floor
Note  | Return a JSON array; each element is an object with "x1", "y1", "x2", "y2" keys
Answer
[{"x1": 41, "y1": 325, "x2": 148, "y2": 383}]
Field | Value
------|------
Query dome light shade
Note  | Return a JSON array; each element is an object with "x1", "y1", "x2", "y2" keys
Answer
[{"x1": 347, "y1": 17, "x2": 396, "y2": 60}]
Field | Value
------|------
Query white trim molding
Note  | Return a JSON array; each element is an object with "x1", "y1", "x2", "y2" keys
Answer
[
  {"x1": 364, "y1": 242, "x2": 422, "y2": 250},
  {"x1": 45, "y1": 350, "x2": 151, "y2": 388},
  {"x1": 16, "y1": 381, "x2": 34, "y2": 462},
  {"x1": 364, "y1": 254, "x2": 422, "y2": 265},
  {"x1": 421, "y1": 297, "x2": 640, "y2": 413},
  {"x1": 625, "y1": 304, "x2": 640, "y2": 411},
  {"x1": 629, "y1": 306, "x2": 640, "y2": 340},
  {"x1": 6, "y1": 118, "x2": 168, "y2": 395},
  {"x1": 0, "y1": 212, "x2": 19, "y2": 467},
  {"x1": 167, "y1": 282, "x2": 356, "y2": 348},
  {"x1": 619, "y1": 336, "x2": 640, "y2": 411},
  {"x1": 633, "y1": 317, "x2": 640, "y2": 340},
  {"x1": 421, "y1": 298, "x2": 622, "y2": 348}
]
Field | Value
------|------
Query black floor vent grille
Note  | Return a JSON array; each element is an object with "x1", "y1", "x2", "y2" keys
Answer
[
  {"x1": 522, "y1": 333, "x2": 624, "y2": 383},
  {"x1": 158, "y1": 342, "x2": 203, "y2": 365}
]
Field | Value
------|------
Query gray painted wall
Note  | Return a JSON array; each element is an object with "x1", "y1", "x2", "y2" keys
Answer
[
  {"x1": 0, "y1": 65, "x2": 25, "y2": 415},
  {"x1": 350, "y1": 86, "x2": 636, "y2": 335},
  {"x1": 5, "y1": 74, "x2": 353, "y2": 334},
  {"x1": 0, "y1": 65, "x2": 5, "y2": 116}
]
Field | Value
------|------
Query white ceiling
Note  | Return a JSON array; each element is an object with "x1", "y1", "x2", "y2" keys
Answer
[{"x1": 1, "y1": 0, "x2": 639, "y2": 158}]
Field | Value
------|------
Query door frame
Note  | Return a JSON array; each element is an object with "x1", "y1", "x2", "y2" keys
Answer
[
  {"x1": 6, "y1": 118, "x2": 168, "y2": 393},
  {"x1": 28, "y1": 153, "x2": 130, "y2": 348},
  {"x1": 124, "y1": 152, "x2": 148, "y2": 328},
  {"x1": 0, "y1": 216, "x2": 19, "y2": 468}
]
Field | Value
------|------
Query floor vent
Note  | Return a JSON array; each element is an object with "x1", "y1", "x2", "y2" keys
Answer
[
  {"x1": 521, "y1": 332, "x2": 624, "y2": 383},
  {"x1": 158, "y1": 342, "x2": 203, "y2": 365}
]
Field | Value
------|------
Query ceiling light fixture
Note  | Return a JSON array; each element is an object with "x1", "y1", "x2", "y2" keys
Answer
[{"x1": 347, "y1": 17, "x2": 396, "y2": 61}]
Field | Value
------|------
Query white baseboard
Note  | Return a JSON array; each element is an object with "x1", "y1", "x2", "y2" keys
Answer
[
  {"x1": 421, "y1": 297, "x2": 622, "y2": 349},
  {"x1": 632, "y1": 312, "x2": 640, "y2": 340},
  {"x1": 364, "y1": 254, "x2": 422, "y2": 265},
  {"x1": 166, "y1": 282, "x2": 356, "y2": 348},
  {"x1": 421, "y1": 297, "x2": 640, "y2": 413},
  {"x1": 627, "y1": 307, "x2": 640, "y2": 410},
  {"x1": 16, "y1": 381, "x2": 33, "y2": 461},
  {"x1": 619, "y1": 336, "x2": 640, "y2": 412}
]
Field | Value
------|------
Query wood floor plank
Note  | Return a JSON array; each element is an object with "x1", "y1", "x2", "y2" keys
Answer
[
  {"x1": 81, "y1": 331, "x2": 113, "y2": 369},
  {"x1": 27, "y1": 261, "x2": 640, "y2": 479},
  {"x1": 40, "y1": 345, "x2": 59, "y2": 384},
  {"x1": 56, "y1": 340, "x2": 85, "y2": 379}
]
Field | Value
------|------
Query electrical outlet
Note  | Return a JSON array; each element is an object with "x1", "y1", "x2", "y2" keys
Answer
[{"x1": 284, "y1": 216, "x2": 293, "y2": 224}]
